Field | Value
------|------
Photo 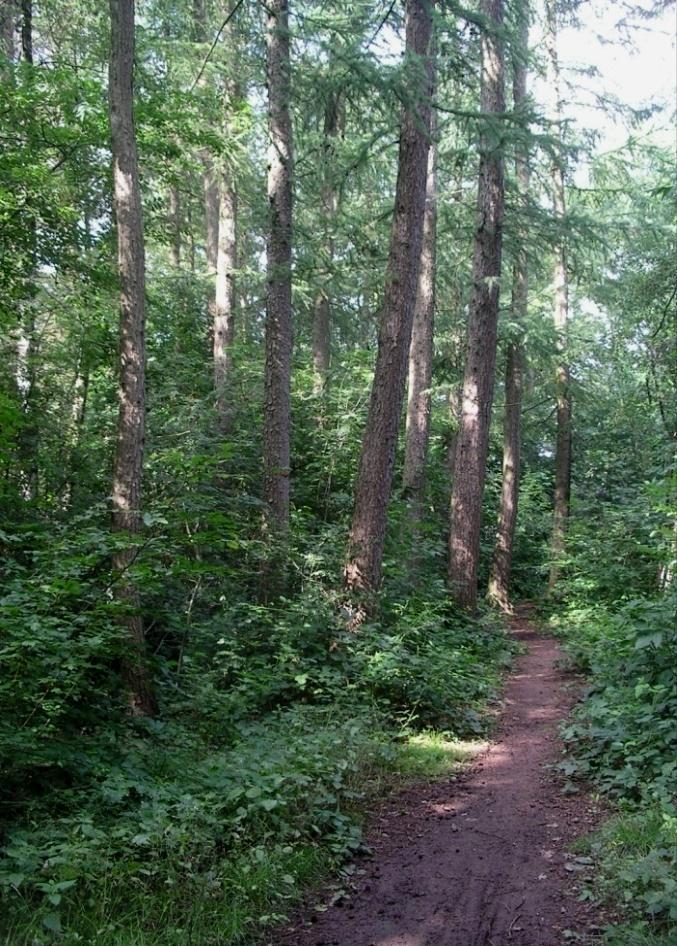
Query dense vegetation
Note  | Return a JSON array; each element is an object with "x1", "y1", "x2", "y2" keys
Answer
[{"x1": 0, "y1": 0, "x2": 674, "y2": 943}]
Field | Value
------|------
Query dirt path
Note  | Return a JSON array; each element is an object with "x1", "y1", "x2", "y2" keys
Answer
[{"x1": 275, "y1": 613, "x2": 603, "y2": 946}]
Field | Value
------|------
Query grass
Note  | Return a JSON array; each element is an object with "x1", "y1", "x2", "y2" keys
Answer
[
  {"x1": 394, "y1": 731, "x2": 488, "y2": 779},
  {"x1": 572, "y1": 808, "x2": 677, "y2": 946}
]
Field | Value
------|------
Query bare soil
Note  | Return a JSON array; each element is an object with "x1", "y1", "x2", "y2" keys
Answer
[{"x1": 274, "y1": 611, "x2": 605, "y2": 946}]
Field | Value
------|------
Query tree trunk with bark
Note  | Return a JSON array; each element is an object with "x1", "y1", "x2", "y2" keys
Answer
[
  {"x1": 487, "y1": 341, "x2": 524, "y2": 609},
  {"x1": 1, "y1": 0, "x2": 15, "y2": 64},
  {"x1": 545, "y1": 0, "x2": 572, "y2": 592},
  {"x1": 447, "y1": 0, "x2": 505, "y2": 610},
  {"x1": 312, "y1": 87, "x2": 343, "y2": 395},
  {"x1": 213, "y1": 171, "x2": 237, "y2": 427},
  {"x1": 263, "y1": 0, "x2": 293, "y2": 530},
  {"x1": 109, "y1": 0, "x2": 157, "y2": 717},
  {"x1": 19, "y1": 0, "x2": 29, "y2": 62},
  {"x1": 487, "y1": 4, "x2": 529, "y2": 611},
  {"x1": 345, "y1": 0, "x2": 434, "y2": 598},
  {"x1": 193, "y1": 0, "x2": 219, "y2": 275},
  {"x1": 403, "y1": 90, "x2": 437, "y2": 518},
  {"x1": 168, "y1": 185, "x2": 181, "y2": 267}
]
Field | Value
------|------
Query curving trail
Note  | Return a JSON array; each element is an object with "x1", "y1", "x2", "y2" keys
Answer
[{"x1": 275, "y1": 611, "x2": 603, "y2": 946}]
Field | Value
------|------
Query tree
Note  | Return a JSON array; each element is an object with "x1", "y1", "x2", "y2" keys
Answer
[
  {"x1": 402, "y1": 53, "x2": 437, "y2": 522},
  {"x1": 345, "y1": 0, "x2": 434, "y2": 598},
  {"x1": 312, "y1": 83, "x2": 343, "y2": 395},
  {"x1": 487, "y1": 3, "x2": 530, "y2": 611},
  {"x1": 545, "y1": 0, "x2": 572, "y2": 592},
  {"x1": 1, "y1": 0, "x2": 15, "y2": 63},
  {"x1": 193, "y1": 0, "x2": 219, "y2": 275},
  {"x1": 213, "y1": 27, "x2": 240, "y2": 430},
  {"x1": 109, "y1": 0, "x2": 157, "y2": 716},
  {"x1": 20, "y1": 0, "x2": 29, "y2": 62},
  {"x1": 263, "y1": 0, "x2": 293, "y2": 530},
  {"x1": 447, "y1": 0, "x2": 505, "y2": 610}
]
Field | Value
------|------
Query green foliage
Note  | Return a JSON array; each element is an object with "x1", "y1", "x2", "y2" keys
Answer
[
  {"x1": 553, "y1": 594, "x2": 677, "y2": 942},
  {"x1": 0, "y1": 486, "x2": 513, "y2": 943},
  {"x1": 557, "y1": 595, "x2": 677, "y2": 806},
  {"x1": 575, "y1": 808, "x2": 677, "y2": 944}
]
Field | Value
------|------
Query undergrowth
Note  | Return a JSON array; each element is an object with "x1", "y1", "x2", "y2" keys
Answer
[
  {"x1": 552, "y1": 592, "x2": 677, "y2": 945},
  {"x1": 0, "y1": 518, "x2": 512, "y2": 945}
]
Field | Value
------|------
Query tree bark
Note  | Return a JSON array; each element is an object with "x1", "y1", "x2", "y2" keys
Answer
[
  {"x1": 403, "y1": 90, "x2": 437, "y2": 518},
  {"x1": 19, "y1": 0, "x2": 29, "y2": 62},
  {"x1": 1, "y1": 0, "x2": 15, "y2": 63},
  {"x1": 448, "y1": 0, "x2": 505, "y2": 610},
  {"x1": 487, "y1": 341, "x2": 524, "y2": 609},
  {"x1": 312, "y1": 88, "x2": 343, "y2": 394},
  {"x1": 545, "y1": 0, "x2": 572, "y2": 592},
  {"x1": 263, "y1": 0, "x2": 293, "y2": 530},
  {"x1": 13, "y1": 0, "x2": 37, "y2": 500},
  {"x1": 214, "y1": 172, "x2": 237, "y2": 427},
  {"x1": 168, "y1": 184, "x2": 181, "y2": 267},
  {"x1": 203, "y1": 157, "x2": 219, "y2": 274},
  {"x1": 109, "y1": 0, "x2": 157, "y2": 717},
  {"x1": 487, "y1": 3, "x2": 530, "y2": 612},
  {"x1": 193, "y1": 0, "x2": 219, "y2": 275},
  {"x1": 345, "y1": 0, "x2": 434, "y2": 598}
]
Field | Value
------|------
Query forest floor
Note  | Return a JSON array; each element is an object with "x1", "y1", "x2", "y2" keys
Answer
[{"x1": 273, "y1": 608, "x2": 608, "y2": 946}]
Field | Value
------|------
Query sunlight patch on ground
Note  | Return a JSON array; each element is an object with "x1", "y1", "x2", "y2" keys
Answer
[{"x1": 396, "y1": 732, "x2": 488, "y2": 779}]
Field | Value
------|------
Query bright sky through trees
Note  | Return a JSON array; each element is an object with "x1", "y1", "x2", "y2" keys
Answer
[{"x1": 553, "y1": 1, "x2": 675, "y2": 150}]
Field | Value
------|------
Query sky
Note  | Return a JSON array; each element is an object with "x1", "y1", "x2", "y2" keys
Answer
[{"x1": 537, "y1": 0, "x2": 676, "y2": 152}]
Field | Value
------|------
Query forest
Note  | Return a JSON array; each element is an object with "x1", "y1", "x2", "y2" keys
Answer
[{"x1": 0, "y1": 0, "x2": 675, "y2": 943}]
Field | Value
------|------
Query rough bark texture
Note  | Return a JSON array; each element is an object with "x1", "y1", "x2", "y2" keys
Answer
[
  {"x1": 109, "y1": 0, "x2": 157, "y2": 717},
  {"x1": 448, "y1": 0, "x2": 505, "y2": 610},
  {"x1": 345, "y1": 0, "x2": 434, "y2": 597},
  {"x1": 488, "y1": 6, "x2": 529, "y2": 611},
  {"x1": 403, "y1": 95, "x2": 437, "y2": 515},
  {"x1": 13, "y1": 0, "x2": 37, "y2": 500},
  {"x1": 1, "y1": 0, "x2": 15, "y2": 62},
  {"x1": 546, "y1": 0, "x2": 572, "y2": 592},
  {"x1": 203, "y1": 157, "x2": 219, "y2": 274},
  {"x1": 213, "y1": 172, "x2": 237, "y2": 426},
  {"x1": 193, "y1": 0, "x2": 219, "y2": 275},
  {"x1": 19, "y1": 0, "x2": 29, "y2": 62},
  {"x1": 488, "y1": 342, "x2": 524, "y2": 609},
  {"x1": 263, "y1": 0, "x2": 293, "y2": 530},
  {"x1": 312, "y1": 88, "x2": 342, "y2": 394},
  {"x1": 168, "y1": 184, "x2": 181, "y2": 267}
]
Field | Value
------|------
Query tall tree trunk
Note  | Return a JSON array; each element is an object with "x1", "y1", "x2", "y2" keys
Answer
[
  {"x1": 487, "y1": 3, "x2": 530, "y2": 611},
  {"x1": 546, "y1": 0, "x2": 572, "y2": 592},
  {"x1": 14, "y1": 0, "x2": 37, "y2": 500},
  {"x1": 403, "y1": 90, "x2": 437, "y2": 518},
  {"x1": 63, "y1": 357, "x2": 90, "y2": 509},
  {"x1": 263, "y1": 0, "x2": 293, "y2": 530},
  {"x1": 168, "y1": 184, "x2": 181, "y2": 268},
  {"x1": 193, "y1": 0, "x2": 219, "y2": 274},
  {"x1": 447, "y1": 0, "x2": 505, "y2": 610},
  {"x1": 203, "y1": 157, "x2": 219, "y2": 273},
  {"x1": 213, "y1": 24, "x2": 240, "y2": 430},
  {"x1": 487, "y1": 341, "x2": 524, "y2": 609},
  {"x1": 1, "y1": 0, "x2": 15, "y2": 63},
  {"x1": 19, "y1": 0, "x2": 29, "y2": 62},
  {"x1": 213, "y1": 172, "x2": 237, "y2": 427},
  {"x1": 109, "y1": 0, "x2": 157, "y2": 717},
  {"x1": 345, "y1": 0, "x2": 434, "y2": 599},
  {"x1": 312, "y1": 88, "x2": 342, "y2": 394}
]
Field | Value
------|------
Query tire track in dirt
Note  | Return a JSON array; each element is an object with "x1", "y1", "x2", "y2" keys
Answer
[{"x1": 274, "y1": 611, "x2": 603, "y2": 946}]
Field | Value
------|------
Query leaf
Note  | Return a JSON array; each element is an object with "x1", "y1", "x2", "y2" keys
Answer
[{"x1": 42, "y1": 913, "x2": 61, "y2": 933}]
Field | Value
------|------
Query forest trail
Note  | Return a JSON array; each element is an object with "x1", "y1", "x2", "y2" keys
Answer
[{"x1": 276, "y1": 610, "x2": 603, "y2": 946}]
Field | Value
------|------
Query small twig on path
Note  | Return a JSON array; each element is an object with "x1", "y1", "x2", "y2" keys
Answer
[{"x1": 508, "y1": 897, "x2": 526, "y2": 936}]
